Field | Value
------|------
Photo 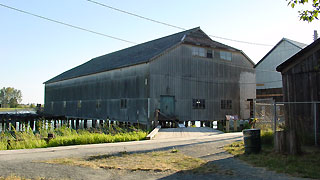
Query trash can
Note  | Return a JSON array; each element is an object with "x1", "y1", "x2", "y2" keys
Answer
[{"x1": 243, "y1": 129, "x2": 261, "y2": 154}]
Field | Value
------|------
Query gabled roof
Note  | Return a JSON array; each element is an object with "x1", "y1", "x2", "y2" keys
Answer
[
  {"x1": 254, "y1": 38, "x2": 307, "y2": 68},
  {"x1": 277, "y1": 38, "x2": 320, "y2": 72},
  {"x1": 45, "y1": 27, "x2": 241, "y2": 84}
]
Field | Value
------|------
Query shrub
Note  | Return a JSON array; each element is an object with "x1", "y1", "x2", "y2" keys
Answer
[{"x1": 243, "y1": 121, "x2": 251, "y2": 130}]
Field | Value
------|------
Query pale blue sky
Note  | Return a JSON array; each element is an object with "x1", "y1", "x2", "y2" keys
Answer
[{"x1": 1, "y1": 0, "x2": 319, "y2": 104}]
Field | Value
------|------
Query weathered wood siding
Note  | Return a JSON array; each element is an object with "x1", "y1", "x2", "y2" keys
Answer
[
  {"x1": 282, "y1": 47, "x2": 320, "y2": 144},
  {"x1": 45, "y1": 63, "x2": 150, "y2": 124},
  {"x1": 149, "y1": 44, "x2": 255, "y2": 121}
]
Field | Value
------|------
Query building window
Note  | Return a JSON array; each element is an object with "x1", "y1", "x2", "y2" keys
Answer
[
  {"x1": 220, "y1": 51, "x2": 232, "y2": 61},
  {"x1": 96, "y1": 100, "x2": 101, "y2": 109},
  {"x1": 206, "y1": 49, "x2": 213, "y2": 58},
  {"x1": 77, "y1": 100, "x2": 82, "y2": 109},
  {"x1": 221, "y1": 100, "x2": 232, "y2": 109},
  {"x1": 192, "y1": 47, "x2": 206, "y2": 57},
  {"x1": 192, "y1": 99, "x2": 205, "y2": 109},
  {"x1": 120, "y1": 99, "x2": 127, "y2": 109}
]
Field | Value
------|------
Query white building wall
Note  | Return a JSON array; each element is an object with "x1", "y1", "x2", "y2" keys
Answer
[
  {"x1": 240, "y1": 71, "x2": 256, "y2": 119},
  {"x1": 256, "y1": 40, "x2": 303, "y2": 90}
]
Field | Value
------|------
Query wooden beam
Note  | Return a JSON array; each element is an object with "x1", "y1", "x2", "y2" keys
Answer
[{"x1": 256, "y1": 94, "x2": 283, "y2": 97}]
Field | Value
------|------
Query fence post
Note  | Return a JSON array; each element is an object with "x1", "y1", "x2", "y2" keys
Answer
[
  {"x1": 314, "y1": 103, "x2": 317, "y2": 146},
  {"x1": 253, "y1": 99, "x2": 256, "y2": 120},
  {"x1": 274, "y1": 100, "x2": 277, "y2": 134}
]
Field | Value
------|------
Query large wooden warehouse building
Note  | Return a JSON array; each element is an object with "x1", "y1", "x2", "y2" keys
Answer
[{"x1": 44, "y1": 27, "x2": 256, "y2": 128}]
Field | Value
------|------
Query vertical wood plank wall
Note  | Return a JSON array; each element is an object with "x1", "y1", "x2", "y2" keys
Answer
[{"x1": 149, "y1": 44, "x2": 255, "y2": 122}]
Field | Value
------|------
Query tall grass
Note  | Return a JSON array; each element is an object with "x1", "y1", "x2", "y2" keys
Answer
[
  {"x1": 0, "y1": 133, "x2": 8, "y2": 150},
  {"x1": 47, "y1": 131, "x2": 147, "y2": 147},
  {"x1": 0, "y1": 125, "x2": 147, "y2": 150},
  {"x1": 261, "y1": 130, "x2": 274, "y2": 146}
]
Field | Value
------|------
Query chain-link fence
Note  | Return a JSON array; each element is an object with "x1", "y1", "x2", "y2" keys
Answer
[
  {"x1": 254, "y1": 99, "x2": 285, "y2": 132},
  {"x1": 254, "y1": 99, "x2": 320, "y2": 146}
]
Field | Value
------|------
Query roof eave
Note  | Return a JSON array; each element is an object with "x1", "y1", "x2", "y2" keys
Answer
[{"x1": 254, "y1": 38, "x2": 306, "y2": 68}]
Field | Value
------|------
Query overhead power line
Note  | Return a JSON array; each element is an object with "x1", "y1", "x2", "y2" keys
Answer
[
  {"x1": 87, "y1": 0, "x2": 185, "y2": 31},
  {"x1": 0, "y1": 3, "x2": 137, "y2": 45},
  {"x1": 86, "y1": 0, "x2": 273, "y2": 47},
  {"x1": 1, "y1": 3, "x2": 283, "y2": 73}
]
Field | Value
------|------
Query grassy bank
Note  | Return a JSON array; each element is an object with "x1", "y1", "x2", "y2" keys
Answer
[
  {"x1": 0, "y1": 108, "x2": 34, "y2": 112},
  {"x1": 0, "y1": 126, "x2": 147, "y2": 150},
  {"x1": 224, "y1": 131, "x2": 320, "y2": 179},
  {"x1": 45, "y1": 149, "x2": 233, "y2": 175}
]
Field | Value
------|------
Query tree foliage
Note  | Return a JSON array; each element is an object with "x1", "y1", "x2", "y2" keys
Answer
[
  {"x1": 288, "y1": 0, "x2": 320, "y2": 22},
  {"x1": 0, "y1": 87, "x2": 22, "y2": 108}
]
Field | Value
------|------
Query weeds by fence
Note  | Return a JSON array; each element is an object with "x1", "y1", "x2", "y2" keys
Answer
[
  {"x1": 0, "y1": 125, "x2": 147, "y2": 150},
  {"x1": 254, "y1": 99, "x2": 319, "y2": 146}
]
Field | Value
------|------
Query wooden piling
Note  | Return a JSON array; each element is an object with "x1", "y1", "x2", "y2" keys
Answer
[
  {"x1": 205, "y1": 121, "x2": 210, "y2": 127},
  {"x1": 66, "y1": 118, "x2": 70, "y2": 128},
  {"x1": 6, "y1": 118, "x2": 9, "y2": 131},
  {"x1": 100, "y1": 119, "x2": 104, "y2": 127},
  {"x1": 106, "y1": 120, "x2": 110, "y2": 127},
  {"x1": 93, "y1": 119, "x2": 98, "y2": 128},
  {"x1": 71, "y1": 119, "x2": 75, "y2": 129},
  {"x1": 76, "y1": 119, "x2": 80, "y2": 129},
  {"x1": 119, "y1": 121, "x2": 124, "y2": 127},
  {"x1": 30, "y1": 119, "x2": 34, "y2": 131},
  {"x1": 191, "y1": 121, "x2": 195, "y2": 126},
  {"x1": 84, "y1": 119, "x2": 88, "y2": 129},
  {"x1": 12, "y1": 118, "x2": 17, "y2": 130},
  {"x1": 1, "y1": 117, "x2": 4, "y2": 132},
  {"x1": 35, "y1": 120, "x2": 39, "y2": 132}
]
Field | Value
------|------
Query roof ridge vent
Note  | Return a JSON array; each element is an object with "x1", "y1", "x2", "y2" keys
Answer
[{"x1": 181, "y1": 34, "x2": 186, "y2": 42}]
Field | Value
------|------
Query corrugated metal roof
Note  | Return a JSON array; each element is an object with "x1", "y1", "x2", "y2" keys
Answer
[{"x1": 45, "y1": 27, "x2": 239, "y2": 84}]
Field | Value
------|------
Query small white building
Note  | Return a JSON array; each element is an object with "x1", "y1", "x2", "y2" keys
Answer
[{"x1": 255, "y1": 38, "x2": 306, "y2": 101}]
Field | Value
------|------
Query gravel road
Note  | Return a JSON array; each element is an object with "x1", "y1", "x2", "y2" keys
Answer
[{"x1": 0, "y1": 128, "x2": 306, "y2": 180}]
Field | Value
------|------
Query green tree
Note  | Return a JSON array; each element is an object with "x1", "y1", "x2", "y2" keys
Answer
[
  {"x1": 288, "y1": 0, "x2": 320, "y2": 22},
  {"x1": 30, "y1": 103, "x2": 36, "y2": 108},
  {"x1": 0, "y1": 87, "x2": 22, "y2": 108}
]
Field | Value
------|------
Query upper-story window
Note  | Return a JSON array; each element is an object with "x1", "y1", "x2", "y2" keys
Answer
[
  {"x1": 206, "y1": 49, "x2": 213, "y2": 58},
  {"x1": 220, "y1": 51, "x2": 232, "y2": 61},
  {"x1": 77, "y1": 100, "x2": 82, "y2": 109},
  {"x1": 192, "y1": 47, "x2": 214, "y2": 58},
  {"x1": 120, "y1": 99, "x2": 127, "y2": 109},
  {"x1": 96, "y1": 100, "x2": 101, "y2": 109},
  {"x1": 192, "y1": 47, "x2": 205, "y2": 57},
  {"x1": 63, "y1": 101, "x2": 66, "y2": 109}
]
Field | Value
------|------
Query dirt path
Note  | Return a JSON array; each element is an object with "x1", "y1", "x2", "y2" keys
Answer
[{"x1": 0, "y1": 128, "x2": 306, "y2": 180}]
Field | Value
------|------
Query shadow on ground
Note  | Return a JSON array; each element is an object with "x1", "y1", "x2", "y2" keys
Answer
[{"x1": 159, "y1": 156, "x2": 302, "y2": 180}]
